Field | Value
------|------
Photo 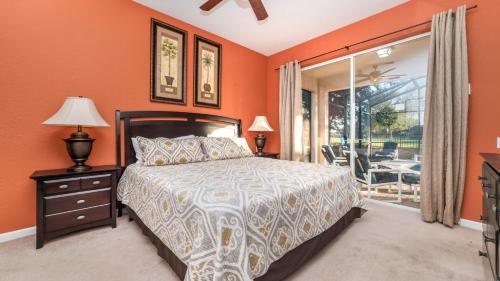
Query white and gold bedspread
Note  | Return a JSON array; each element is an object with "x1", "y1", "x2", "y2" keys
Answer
[{"x1": 118, "y1": 157, "x2": 364, "y2": 281}]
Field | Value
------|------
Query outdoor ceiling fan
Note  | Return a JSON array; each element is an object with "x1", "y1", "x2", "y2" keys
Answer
[
  {"x1": 356, "y1": 62, "x2": 406, "y2": 84},
  {"x1": 200, "y1": 0, "x2": 269, "y2": 21}
]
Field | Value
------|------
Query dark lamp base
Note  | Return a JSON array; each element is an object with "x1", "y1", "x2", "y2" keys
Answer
[
  {"x1": 255, "y1": 133, "x2": 267, "y2": 155},
  {"x1": 64, "y1": 126, "x2": 95, "y2": 172},
  {"x1": 67, "y1": 164, "x2": 92, "y2": 173}
]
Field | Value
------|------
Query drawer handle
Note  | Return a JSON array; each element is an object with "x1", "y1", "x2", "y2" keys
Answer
[
  {"x1": 92, "y1": 180, "x2": 101, "y2": 185},
  {"x1": 479, "y1": 250, "x2": 488, "y2": 257},
  {"x1": 76, "y1": 215, "x2": 86, "y2": 220},
  {"x1": 59, "y1": 184, "x2": 69, "y2": 189},
  {"x1": 76, "y1": 199, "x2": 86, "y2": 204},
  {"x1": 483, "y1": 183, "x2": 491, "y2": 188},
  {"x1": 478, "y1": 176, "x2": 487, "y2": 181}
]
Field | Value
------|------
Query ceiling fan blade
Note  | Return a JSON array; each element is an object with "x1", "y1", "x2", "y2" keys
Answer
[
  {"x1": 356, "y1": 78, "x2": 371, "y2": 83},
  {"x1": 249, "y1": 0, "x2": 268, "y2": 20},
  {"x1": 200, "y1": 0, "x2": 224, "y2": 11},
  {"x1": 379, "y1": 67, "x2": 396, "y2": 75}
]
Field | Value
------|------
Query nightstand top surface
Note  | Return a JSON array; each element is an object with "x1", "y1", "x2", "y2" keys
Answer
[
  {"x1": 255, "y1": 152, "x2": 279, "y2": 158},
  {"x1": 30, "y1": 165, "x2": 120, "y2": 180}
]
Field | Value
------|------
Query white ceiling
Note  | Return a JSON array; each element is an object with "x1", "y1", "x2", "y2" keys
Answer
[{"x1": 134, "y1": 0, "x2": 409, "y2": 56}]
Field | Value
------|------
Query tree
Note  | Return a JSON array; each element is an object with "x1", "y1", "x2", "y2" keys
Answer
[
  {"x1": 373, "y1": 105, "x2": 398, "y2": 138},
  {"x1": 201, "y1": 52, "x2": 213, "y2": 84},
  {"x1": 162, "y1": 39, "x2": 177, "y2": 76}
]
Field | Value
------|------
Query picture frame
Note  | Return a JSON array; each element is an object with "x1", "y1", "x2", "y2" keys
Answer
[
  {"x1": 150, "y1": 18, "x2": 187, "y2": 105},
  {"x1": 194, "y1": 35, "x2": 222, "y2": 109}
]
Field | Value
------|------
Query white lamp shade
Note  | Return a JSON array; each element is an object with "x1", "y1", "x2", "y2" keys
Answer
[
  {"x1": 248, "y1": 116, "x2": 273, "y2": 132},
  {"x1": 42, "y1": 97, "x2": 109, "y2": 127}
]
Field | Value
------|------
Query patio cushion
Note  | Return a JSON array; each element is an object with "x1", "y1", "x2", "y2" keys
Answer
[
  {"x1": 402, "y1": 173, "x2": 420, "y2": 185},
  {"x1": 371, "y1": 171, "x2": 399, "y2": 184}
]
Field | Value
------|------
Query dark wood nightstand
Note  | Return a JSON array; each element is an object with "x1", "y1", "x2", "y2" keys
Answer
[
  {"x1": 30, "y1": 165, "x2": 120, "y2": 249},
  {"x1": 255, "y1": 152, "x2": 279, "y2": 159}
]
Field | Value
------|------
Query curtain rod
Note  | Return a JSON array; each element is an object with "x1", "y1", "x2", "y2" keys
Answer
[{"x1": 274, "y1": 4, "x2": 478, "y2": 71}]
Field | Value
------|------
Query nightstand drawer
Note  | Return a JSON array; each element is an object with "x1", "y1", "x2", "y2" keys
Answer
[
  {"x1": 44, "y1": 188, "x2": 111, "y2": 215},
  {"x1": 45, "y1": 204, "x2": 110, "y2": 232},
  {"x1": 81, "y1": 174, "x2": 111, "y2": 190},
  {"x1": 43, "y1": 178, "x2": 80, "y2": 195}
]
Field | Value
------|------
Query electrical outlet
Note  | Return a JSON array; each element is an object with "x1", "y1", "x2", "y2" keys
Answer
[{"x1": 497, "y1": 137, "x2": 500, "y2": 149}]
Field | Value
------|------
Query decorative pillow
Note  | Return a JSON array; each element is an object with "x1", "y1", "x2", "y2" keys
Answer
[
  {"x1": 132, "y1": 135, "x2": 195, "y2": 164},
  {"x1": 137, "y1": 136, "x2": 205, "y2": 166},
  {"x1": 200, "y1": 137, "x2": 251, "y2": 160}
]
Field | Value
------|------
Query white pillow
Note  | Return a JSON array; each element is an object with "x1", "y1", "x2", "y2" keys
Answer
[
  {"x1": 132, "y1": 135, "x2": 195, "y2": 164},
  {"x1": 232, "y1": 137, "x2": 254, "y2": 157}
]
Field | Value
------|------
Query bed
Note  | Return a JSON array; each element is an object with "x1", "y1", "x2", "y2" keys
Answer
[{"x1": 115, "y1": 110, "x2": 365, "y2": 281}]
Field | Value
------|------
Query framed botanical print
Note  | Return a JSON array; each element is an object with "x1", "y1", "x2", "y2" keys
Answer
[
  {"x1": 194, "y1": 35, "x2": 222, "y2": 109},
  {"x1": 150, "y1": 19, "x2": 187, "y2": 104}
]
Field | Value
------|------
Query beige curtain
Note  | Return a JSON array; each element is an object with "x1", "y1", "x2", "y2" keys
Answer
[
  {"x1": 279, "y1": 60, "x2": 303, "y2": 161},
  {"x1": 421, "y1": 5, "x2": 469, "y2": 227}
]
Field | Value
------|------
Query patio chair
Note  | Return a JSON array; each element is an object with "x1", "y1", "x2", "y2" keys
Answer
[
  {"x1": 321, "y1": 145, "x2": 348, "y2": 166},
  {"x1": 347, "y1": 151, "x2": 402, "y2": 200},
  {"x1": 374, "y1": 141, "x2": 399, "y2": 160}
]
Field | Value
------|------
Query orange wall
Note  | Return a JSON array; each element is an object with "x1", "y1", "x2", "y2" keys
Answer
[
  {"x1": 1, "y1": 0, "x2": 499, "y2": 234},
  {"x1": 266, "y1": 0, "x2": 500, "y2": 222},
  {"x1": 0, "y1": 0, "x2": 267, "y2": 234}
]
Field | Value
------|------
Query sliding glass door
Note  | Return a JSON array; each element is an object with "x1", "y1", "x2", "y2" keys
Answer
[{"x1": 302, "y1": 34, "x2": 430, "y2": 208}]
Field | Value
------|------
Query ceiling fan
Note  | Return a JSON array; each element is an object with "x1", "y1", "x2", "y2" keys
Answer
[
  {"x1": 356, "y1": 62, "x2": 405, "y2": 84},
  {"x1": 200, "y1": 0, "x2": 269, "y2": 21}
]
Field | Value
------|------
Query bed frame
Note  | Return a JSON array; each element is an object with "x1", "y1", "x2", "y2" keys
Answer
[{"x1": 115, "y1": 110, "x2": 362, "y2": 281}]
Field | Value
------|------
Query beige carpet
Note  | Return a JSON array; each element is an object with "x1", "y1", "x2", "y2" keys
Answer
[{"x1": 0, "y1": 202, "x2": 487, "y2": 281}]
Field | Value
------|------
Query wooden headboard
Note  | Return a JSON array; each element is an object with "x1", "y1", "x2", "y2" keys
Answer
[{"x1": 115, "y1": 110, "x2": 242, "y2": 169}]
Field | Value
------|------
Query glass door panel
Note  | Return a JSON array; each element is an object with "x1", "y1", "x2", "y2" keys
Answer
[
  {"x1": 302, "y1": 58, "x2": 352, "y2": 164},
  {"x1": 302, "y1": 89, "x2": 312, "y2": 162},
  {"x1": 353, "y1": 36, "x2": 429, "y2": 207}
]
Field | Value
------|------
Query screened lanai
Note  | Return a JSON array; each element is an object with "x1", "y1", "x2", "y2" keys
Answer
[{"x1": 328, "y1": 76, "x2": 426, "y2": 161}]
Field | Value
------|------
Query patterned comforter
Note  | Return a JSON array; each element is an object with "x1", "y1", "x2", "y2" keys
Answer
[{"x1": 118, "y1": 157, "x2": 364, "y2": 281}]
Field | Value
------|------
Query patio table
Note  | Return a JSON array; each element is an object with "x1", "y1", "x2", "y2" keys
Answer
[
  {"x1": 379, "y1": 159, "x2": 420, "y2": 171},
  {"x1": 378, "y1": 159, "x2": 421, "y2": 202}
]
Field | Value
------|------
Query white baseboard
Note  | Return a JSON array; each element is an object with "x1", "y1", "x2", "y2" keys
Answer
[
  {"x1": 366, "y1": 198, "x2": 482, "y2": 231},
  {"x1": 0, "y1": 226, "x2": 36, "y2": 243},
  {"x1": 458, "y1": 218, "x2": 482, "y2": 231}
]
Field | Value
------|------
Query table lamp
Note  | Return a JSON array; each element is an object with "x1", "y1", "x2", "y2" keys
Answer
[
  {"x1": 42, "y1": 97, "x2": 109, "y2": 172},
  {"x1": 248, "y1": 116, "x2": 273, "y2": 156}
]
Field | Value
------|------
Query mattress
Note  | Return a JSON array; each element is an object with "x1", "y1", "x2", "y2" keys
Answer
[{"x1": 118, "y1": 157, "x2": 364, "y2": 281}]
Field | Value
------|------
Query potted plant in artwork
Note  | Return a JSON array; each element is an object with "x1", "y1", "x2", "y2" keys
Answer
[
  {"x1": 202, "y1": 52, "x2": 213, "y2": 93},
  {"x1": 162, "y1": 38, "x2": 177, "y2": 87}
]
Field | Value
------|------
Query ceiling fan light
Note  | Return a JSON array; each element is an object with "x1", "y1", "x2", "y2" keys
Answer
[{"x1": 377, "y1": 47, "x2": 392, "y2": 58}]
